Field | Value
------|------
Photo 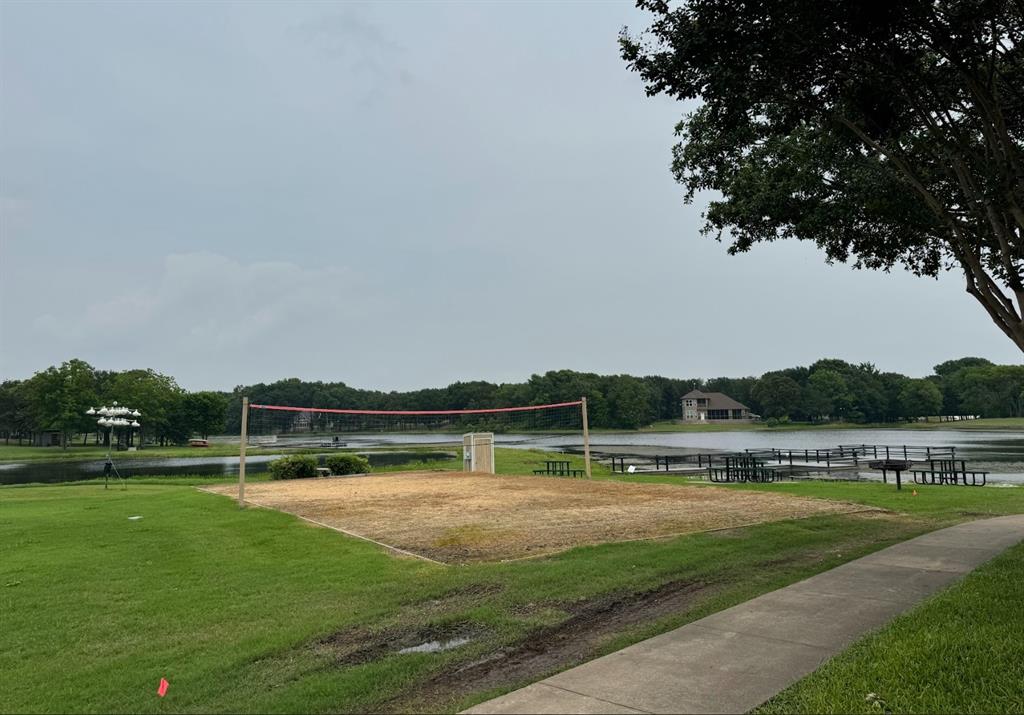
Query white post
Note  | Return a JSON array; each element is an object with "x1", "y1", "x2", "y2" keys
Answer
[
  {"x1": 581, "y1": 396, "x2": 592, "y2": 479},
  {"x1": 238, "y1": 396, "x2": 249, "y2": 507}
]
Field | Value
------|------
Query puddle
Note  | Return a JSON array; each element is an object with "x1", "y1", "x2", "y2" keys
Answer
[{"x1": 398, "y1": 637, "x2": 472, "y2": 654}]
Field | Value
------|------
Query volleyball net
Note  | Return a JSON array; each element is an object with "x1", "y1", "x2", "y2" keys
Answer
[
  {"x1": 235, "y1": 398, "x2": 592, "y2": 503},
  {"x1": 245, "y1": 399, "x2": 586, "y2": 443}
]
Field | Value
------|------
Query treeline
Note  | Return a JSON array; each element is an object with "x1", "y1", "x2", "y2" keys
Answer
[
  {"x1": 0, "y1": 359, "x2": 228, "y2": 447},
  {"x1": 223, "y1": 356, "x2": 1024, "y2": 431},
  {"x1": 1, "y1": 357, "x2": 1021, "y2": 446}
]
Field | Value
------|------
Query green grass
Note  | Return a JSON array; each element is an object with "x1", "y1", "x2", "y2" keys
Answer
[
  {"x1": 897, "y1": 416, "x2": 1024, "y2": 431},
  {"x1": 614, "y1": 475, "x2": 1024, "y2": 527},
  {"x1": 757, "y1": 540, "x2": 1024, "y2": 714},
  {"x1": 2, "y1": 465, "x2": 1022, "y2": 713}
]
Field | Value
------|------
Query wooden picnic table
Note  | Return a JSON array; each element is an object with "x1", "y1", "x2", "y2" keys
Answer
[{"x1": 533, "y1": 460, "x2": 585, "y2": 477}]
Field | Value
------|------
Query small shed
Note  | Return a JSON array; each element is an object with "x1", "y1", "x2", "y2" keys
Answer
[
  {"x1": 463, "y1": 432, "x2": 495, "y2": 474},
  {"x1": 32, "y1": 431, "x2": 63, "y2": 447}
]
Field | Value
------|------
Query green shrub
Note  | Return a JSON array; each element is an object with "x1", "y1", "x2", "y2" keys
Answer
[
  {"x1": 324, "y1": 453, "x2": 371, "y2": 475},
  {"x1": 268, "y1": 455, "x2": 319, "y2": 480}
]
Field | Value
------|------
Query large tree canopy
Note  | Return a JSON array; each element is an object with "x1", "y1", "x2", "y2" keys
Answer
[{"x1": 621, "y1": 0, "x2": 1024, "y2": 351}]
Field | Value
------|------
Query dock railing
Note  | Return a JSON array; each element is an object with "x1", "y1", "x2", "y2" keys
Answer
[{"x1": 836, "y1": 444, "x2": 956, "y2": 461}]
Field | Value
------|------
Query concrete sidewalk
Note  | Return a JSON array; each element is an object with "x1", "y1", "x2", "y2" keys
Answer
[{"x1": 465, "y1": 514, "x2": 1024, "y2": 715}]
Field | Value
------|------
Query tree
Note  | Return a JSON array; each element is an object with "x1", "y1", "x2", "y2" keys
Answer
[
  {"x1": 109, "y1": 369, "x2": 185, "y2": 445},
  {"x1": 605, "y1": 375, "x2": 659, "y2": 429},
  {"x1": 622, "y1": 1, "x2": 1024, "y2": 352},
  {"x1": 751, "y1": 374, "x2": 802, "y2": 419},
  {"x1": 957, "y1": 364, "x2": 1024, "y2": 415},
  {"x1": 933, "y1": 356, "x2": 995, "y2": 377},
  {"x1": 0, "y1": 380, "x2": 32, "y2": 444},
  {"x1": 24, "y1": 359, "x2": 99, "y2": 448},
  {"x1": 181, "y1": 391, "x2": 229, "y2": 439},
  {"x1": 899, "y1": 378, "x2": 944, "y2": 418},
  {"x1": 806, "y1": 369, "x2": 854, "y2": 421}
]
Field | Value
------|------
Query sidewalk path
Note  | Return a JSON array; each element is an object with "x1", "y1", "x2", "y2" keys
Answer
[{"x1": 465, "y1": 514, "x2": 1024, "y2": 714}]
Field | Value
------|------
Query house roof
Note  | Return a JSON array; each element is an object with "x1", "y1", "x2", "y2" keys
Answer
[{"x1": 682, "y1": 390, "x2": 749, "y2": 411}]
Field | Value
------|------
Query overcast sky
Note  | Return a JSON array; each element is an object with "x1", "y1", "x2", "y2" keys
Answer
[{"x1": 1, "y1": 1, "x2": 1020, "y2": 392}]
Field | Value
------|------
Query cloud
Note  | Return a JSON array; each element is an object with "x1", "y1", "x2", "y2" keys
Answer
[
  {"x1": 0, "y1": 196, "x2": 32, "y2": 237},
  {"x1": 32, "y1": 252, "x2": 378, "y2": 355},
  {"x1": 292, "y1": 8, "x2": 412, "y2": 86}
]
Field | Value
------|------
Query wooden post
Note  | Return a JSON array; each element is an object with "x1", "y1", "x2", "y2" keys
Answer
[
  {"x1": 238, "y1": 396, "x2": 249, "y2": 508},
  {"x1": 581, "y1": 396, "x2": 592, "y2": 479}
]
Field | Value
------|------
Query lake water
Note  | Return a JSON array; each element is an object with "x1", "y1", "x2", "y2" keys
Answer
[
  {"x1": 0, "y1": 450, "x2": 454, "y2": 486},
  {"x1": 2, "y1": 428, "x2": 1021, "y2": 485}
]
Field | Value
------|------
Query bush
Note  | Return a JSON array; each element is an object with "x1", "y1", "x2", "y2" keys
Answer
[
  {"x1": 268, "y1": 455, "x2": 319, "y2": 480},
  {"x1": 324, "y1": 453, "x2": 371, "y2": 476}
]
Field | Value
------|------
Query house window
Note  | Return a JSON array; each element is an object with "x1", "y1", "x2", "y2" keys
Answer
[{"x1": 708, "y1": 409, "x2": 730, "y2": 420}]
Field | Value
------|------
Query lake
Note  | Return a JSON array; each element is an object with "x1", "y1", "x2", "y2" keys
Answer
[
  {"x1": 0, "y1": 450, "x2": 455, "y2": 486},
  {"x1": 2, "y1": 427, "x2": 1021, "y2": 485}
]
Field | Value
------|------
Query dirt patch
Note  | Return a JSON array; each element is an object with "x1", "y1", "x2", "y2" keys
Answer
[
  {"x1": 313, "y1": 621, "x2": 489, "y2": 667},
  {"x1": 204, "y1": 472, "x2": 874, "y2": 563},
  {"x1": 382, "y1": 579, "x2": 719, "y2": 713}
]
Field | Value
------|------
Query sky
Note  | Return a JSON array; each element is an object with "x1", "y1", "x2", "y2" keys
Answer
[{"x1": 1, "y1": 1, "x2": 1020, "y2": 393}]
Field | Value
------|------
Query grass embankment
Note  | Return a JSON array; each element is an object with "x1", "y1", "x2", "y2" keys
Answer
[
  {"x1": 2, "y1": 459, "x2": 1022, "y2": 713},
  {"x1": 758, "y1": 540, "x2": 1024, "y2": 714}
]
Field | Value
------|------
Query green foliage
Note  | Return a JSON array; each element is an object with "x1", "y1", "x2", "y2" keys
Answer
[
  {"x1": 752, "y1": 374, "x2": 802, "y2": 419},
  {"x1": 24, "y1": 359, "x2": 99, "y2": 448},
  {"x1": 109, "y1": 369, "x2": 186, "y2": 445},
  {"x1": 898, "y1": 378, "x2": 943, "y2": 419},
  {"x1": 0, "y1": 380, "x2": 33, "y2": 444},
  {"x1": 324, "y1": 453, "x2": 371, "y2": 475},
  {"x1": 621, "y1": 0, "x2": 1024, "y2": 351},
  {"x1": 7, "y1": 356, "x2": 1023, "y2": 442},
  {"x1": 268, "y1": 455, "x2": 319, "y2": 480},
  {"x1": 181, "y1": 391, "x2": 229, "y2": 438},
  {"x1": 933, "y1": 357, "x2": 995, "y2": 377}
]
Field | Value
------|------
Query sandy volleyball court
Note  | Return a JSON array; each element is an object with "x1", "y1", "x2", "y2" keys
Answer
[{"x1": 205, "y1": 472, "x2": 871, "y2": 563}]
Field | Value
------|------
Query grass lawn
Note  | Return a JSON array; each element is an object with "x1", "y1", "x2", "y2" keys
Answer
[
  {"x1": 757, "y1": 540, "x2": 1024, "y2": 714},
  {"x1": 2, "y1": 461, "x2": 1023, "y2": 713}
]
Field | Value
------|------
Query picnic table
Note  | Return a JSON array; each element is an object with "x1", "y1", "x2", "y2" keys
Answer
[
  {"x1": 913, "y1": 459, "x2": 988, "y2": 486},
  {"x1": 533, "y1": 460, "x2": 586, "y2": 477}
]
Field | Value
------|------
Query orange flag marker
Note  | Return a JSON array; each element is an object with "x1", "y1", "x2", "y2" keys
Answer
[{"x1": 157, "y1": 678, "x2": 169, "y2": 697}]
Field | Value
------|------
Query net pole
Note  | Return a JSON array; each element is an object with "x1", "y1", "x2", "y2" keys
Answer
[
  {"x1": 581, "y1": 396, "x2": 592, "y2": 478},
  {"x1": 238, "y1": 396, "x2": 248, "y2": 507}
]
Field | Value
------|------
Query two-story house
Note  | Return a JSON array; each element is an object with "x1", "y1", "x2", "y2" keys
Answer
[{"x1": 681, "y1": 390, "x2": 752, "y2": 423}]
